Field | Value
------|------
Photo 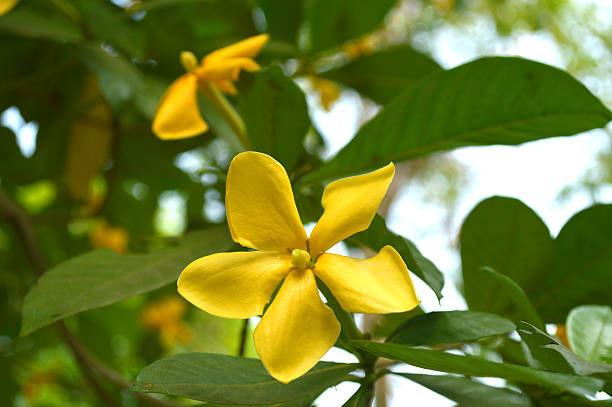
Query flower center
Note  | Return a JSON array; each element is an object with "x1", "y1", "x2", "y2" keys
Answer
[
  {"x1": 180, "y1": 51, "x2": 198, "y2": 73},
  {"x1": 290, "y1": 249, "x2": 311, "y2": 269}
]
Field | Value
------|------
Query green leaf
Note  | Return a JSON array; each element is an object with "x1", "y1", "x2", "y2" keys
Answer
[
  {"x1": 395, "y1": 373, "x2": 533, "y2": 407},
  {"x1": 304, "y1": 57, "x2": 612, "y2": 183},
  {"x1": 387, "y1": 311, "x2": 516, "y2": 346},
  {"x1": 536, "y1": 205, "x2": 612, "y2": 321},
  {"x1": 0, "y1": 8, "x2": 82, "y2": 42},
  {"x1": 567, "y1": 305, "x2": 612, "y2": 364},
  {"x1": 21, "y1": 227, "x2": 231, "y2": 336},
  {"x1": 460, "y1": 196, "x2": 553, "y2": 323},
  {"x1": 131, "y1": 353, "x2": 356, "y2": 404},
  {"x1": 321, "y1": 46, "x2": 442, "y2": 104},
  {"x1": 518, "y1": 321, "x2": 612, "y2": 376},
  {"x1": 239, "y1": 68, "x2": 310, "y2": 171},
  {"x1": 349, "y1": 214, "x2": 444, "y2": 300},
  {"x1": 76, "y1": 42, "x2": 148, "y2": 112},
  {"x1": 342, "y1": 387, "x2": 368, "y2": 407},
  {"x1": 351, "y1": 341, "x2": 604, "y2": 396},
  {"x1": 260, "y1": 0, "x2": 303, "y2": 44},
  {"x1": 480, "y1": 267, "x2": 545, "y2": 330},
  {"x1": 308, "y1": 0, "x2": 395, "y2": 52}
]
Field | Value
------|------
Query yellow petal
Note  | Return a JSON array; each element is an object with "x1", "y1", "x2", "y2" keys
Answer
[
  {"x1": 152, "y1": 74, "x2": 208, "y2": 140},
  {"x1": 226, "y1": 152, "x2": 307, "y2": 251},
  {"x1": 254, "y1": 269, "x2": 340, "y2": 383},
  {"x1": 197, "y1": 57, "x2": 260, "y2": 82},
  {"x1": 309, "y1": 163, "x2": 395, "y2": 256},
  {"x1": 177, "y1": 251, "x2": 290, "y2": 319},
  {"x1": 0, "y1": 0, "x2": 19, "y2": 16},
  {"x1": 314, "y1": 246, "x2": 419, "y2": 314},
  {"x1": 215, "y1": 79, "x2": 238, "y2": 95},
  {"x1": 204, "y1": 34, "x2": 270, "y2": 62}
]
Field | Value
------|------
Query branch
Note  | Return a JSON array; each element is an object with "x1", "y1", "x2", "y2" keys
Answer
[{"x1": 0, "y1": 188, "x2": 184, "y2": 407}]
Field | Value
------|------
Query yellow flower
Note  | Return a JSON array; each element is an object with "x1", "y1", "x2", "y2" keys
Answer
[
  {"x1": 178, "y1": 152, "x2": 419, "y2": 383},
  {"x1": 0, "y1": 0, "x2": 19, "y2": 16},
  {"x1": 90, "y1": 221, "x2": 129, "y2": 254},
  {"x1": 152, "y1": 34, "x2": 269, "y2": 140},
  {"x1": 141, "y1": 297, "x2": 192, "y2": 347}
]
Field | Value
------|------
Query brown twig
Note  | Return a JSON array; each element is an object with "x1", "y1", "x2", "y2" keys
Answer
[{"x1": 0, "y1": 188, "x2": 183, "y2": 407}]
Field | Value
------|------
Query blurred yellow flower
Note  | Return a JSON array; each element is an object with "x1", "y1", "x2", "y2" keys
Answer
[
  {"x1": 152, "y1": 34, "x2": 269, "y2": 140},
  {"x1": 178, "y1": 152, "x2": 419, "y2": 383},
  {"x1": 555, "y1": 324, "x2": 571, "y2": 348},
  {"x1": 141, "y1": 297, "x2": 192, "y2": 347},
  {"x1": 310, "y1": 77, "x2": 341, "y2": 112},
  {"x1": 90, "y1": 221, "x2": 128, "y2": 253},
  {"x1": 0, "y1": 0, "x2": 19, "y2": 16}
]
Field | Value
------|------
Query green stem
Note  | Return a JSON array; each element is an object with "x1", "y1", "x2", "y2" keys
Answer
[
  {"x1": 317, "y1": 280, "x2": 363, "y2": 341},
  {"x1": 200, "y1": 81, "x2": 250, "y2": 151}
]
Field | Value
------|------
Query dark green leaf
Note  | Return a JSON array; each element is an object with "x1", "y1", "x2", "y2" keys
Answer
[
  {"x1": 349, "y1": 214, "x2": 444, "y2": 300},
  {"x1": 239, "y1": 68, "x2": 310, "y2": 171},
  {"x1": 21, "y1": 227, "x2": 231, "y2": 336},
  {"x1": 304, "y1": 57, "x2": 612, "y2": 183},
  {"x1": 518, "y1": 321, "x2": 612, "y2": 376},
  {"x1": 460, "y1": 196, "x2": 553, "y2": 323},
  {"x1": 351, "y1": 341, "x2": 603, "y2": 396},
  {"x1": 536, "y1": 205, "x2": 612, "y2": 321},
  {"x1": 396, "y1": 373, "x2": 533, "y2": 407},
  {"x1": 321, "y1": 46, "x2": 442, "y2": 104},
  {"x1": 308, "y1": 0, "x2": 395, "y2": 52},
  {"x1": 342, "y1": 387, "x2": 368, "y2": 407},
  {"x1": 131, "y1": 353, "x2": 356, "y2": 404},
  {"x1": 0, "y1": 8, "x2": 82, "y2": 42},
  {"x1": 260, "y1": 0, "x2": 303, "y2": 44},
  {"x1": 567, "y1": 305, "x2": 612, "y2": 364},
  {"x1": 387, "y1": 311, "x2": 516, "y2": 346}
]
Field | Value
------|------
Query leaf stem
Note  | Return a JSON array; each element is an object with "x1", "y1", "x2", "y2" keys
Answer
[
  {"x1": 200, "y1": 81, "x2": 250, "y2": 151},
  {"x1": 238, "y1": 318, "x2": 249, "y2": 357}
]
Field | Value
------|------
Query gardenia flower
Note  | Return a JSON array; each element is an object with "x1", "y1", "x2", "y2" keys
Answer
[
  {"x1": 152, "y1": 34, "x2": 269, "y2": 140},
  {"x1": 177, "y1": 152, "x2": 419, "y2": 383}
]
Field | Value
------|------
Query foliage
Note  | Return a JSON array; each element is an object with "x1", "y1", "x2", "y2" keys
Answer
[{"x1": 1, "y1": 0, "x2": 611, "y2": 406}]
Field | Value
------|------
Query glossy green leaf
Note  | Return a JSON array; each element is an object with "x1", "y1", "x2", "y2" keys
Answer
[
  {"x1": 131, "y1": 353, "x2": 356, "y2": 404},
  {"x1": 0, "y1": 8, "x2": 82, "y2": 42},
  {"x1": 239, "y1": 68, "x2": 310, "y2": 171},
  {"x1": 567, "y1": 305, "x2": 612, "y2": 364},
  {"x1": 536, "y1": 205, "x2": 612, "y2": 321},
  {"x1": 387, "y1": 311, "x2": 516, "y2": 345},
  {"x1": 349, "y1": 214, "x2": 444, "y2": 300},
  {"x1": 351, "y1": 341, "x2": 604, "y2": 396},
  {"x1": 460, "y1": 196, "x2": 553, "y2": 321},
  {"x1": 308, "y1": 0, "x2": 395, "y2": 52},
  {"x1": 480, "y1": 267, "x2": 545, "y2": 329},
  {"x1": 396, "y1": 373, "x2": 533, "y2": 407},
  {"x1": 21, "y1": 227, "x2": 231, "y2": 336},
  {"x1": 518, "y1": 321, "x2": 612, "y2": 376},
  {"x1": 321, "y1": 46, "x2": 442, "y2": 104},
  {"x1": 304, "y1": 57, "x2": 612, "y2": 183}
]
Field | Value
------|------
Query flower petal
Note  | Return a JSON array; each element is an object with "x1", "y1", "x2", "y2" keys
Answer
[
  {"x1": 254, "y1": 269, "x2": 340, "y2": 383},
  {"x1": 226, "y1": 152, "x2": 307, "y2": 251},
  {"x1": 197, "y1": 57, "x2": 260, "y2": 82},
  {"x1": 215, "y1": 79, "x2": 238, "y2": 95},
  {"x1": 204, "y1": 34, "x2": 270, "y2": 62},
  {"x1": 152, "y1": 74, "x2": 208, "y2": 140},
  {"x1": 309, "y1": 163, "x2": 395, "y2": 256},
  {"x1": 178, "y1": 251, "x2": 290, "y2": 319},
  {"x1": 314, "y1": 246, "x2": 419, "y2": 314}
]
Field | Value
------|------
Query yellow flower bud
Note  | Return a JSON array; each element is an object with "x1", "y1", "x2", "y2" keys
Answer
[{"x1": 180, "y1": 51, "x2": 198, "y2": 73}]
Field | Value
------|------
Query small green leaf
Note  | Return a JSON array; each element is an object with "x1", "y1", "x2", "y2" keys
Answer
[
  {"x1": 351, "y1": 341, "x2": 604, "y2": 396},
  {"x1": 395, "y1": 373, "x2": 533, "y2": 407},
  {"x1": 567, "y1": 305, "x2": 612, "y2": 364},
  {"x1": 131, "y1": 353, "x2": 356, "y2": 404},
  {"x1": 308, "y1": 0, "x2": 395, "y2": 52},
  {"x1": 349, "y1": 214, "x2": 444, "y2": 300},
  {"x1": 460, "y1": 196, "x2": 553, "y2": 323},
  {"x1": 304, "y1": 57, "x2": 612, "y2": 183},
  {"x1": 21, "y1": 227, "x2": 231, "y2": 336},
  {"x1": 321, "y1": 46, "x2": 442, "y2": 104},
  {"x1": 536, "y1": 205, "x2": 612, "y2": 321},
  {"x1": 239, "y1": 68, "x2": 310, "y2": 171},
  {"x1": 342, "y1": 387, "x2": 368, "y2": 407},
  {"x1": 518, "y1": 321, "x2": 612, "y2": 376},
  {"x1": 387, "y1": 311, "x2": 516, "y2": 346}
]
